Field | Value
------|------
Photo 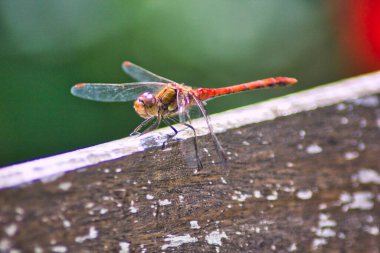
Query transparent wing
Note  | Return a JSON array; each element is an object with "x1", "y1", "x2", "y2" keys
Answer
[
  {"x1": 190, "y1": 93, "x2": 227, "y2": 163},
  {"x1": 176, "y1": 91, "x2": 203, "y2": 168},
  {"x1": 70, "y1": 82, "x2": 166, "y2": 102},
  {"x1": 122, "y1": 61, "x2": 175, "y2": 83},
  {"x1": 176, "y1": 90, "x2": 188, "y2": 123}
]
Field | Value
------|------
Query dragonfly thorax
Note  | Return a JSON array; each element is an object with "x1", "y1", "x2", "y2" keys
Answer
[{"x1": 134, "y1": 86, "x2": 182, "y2": 119}]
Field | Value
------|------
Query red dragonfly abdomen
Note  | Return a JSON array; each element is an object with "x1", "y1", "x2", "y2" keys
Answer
[{"x1": 195, "y1": 77, "x2": 297, "y2": 101}]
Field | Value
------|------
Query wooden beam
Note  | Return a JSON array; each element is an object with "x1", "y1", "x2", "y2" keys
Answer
[{"x1": 1, "y1": 71, "x2": 380, "y2": 252}]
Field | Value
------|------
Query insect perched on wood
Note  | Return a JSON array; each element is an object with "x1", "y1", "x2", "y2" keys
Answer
[{"x1": 71, "y1": 61, "x2": 297, "y2": 168}]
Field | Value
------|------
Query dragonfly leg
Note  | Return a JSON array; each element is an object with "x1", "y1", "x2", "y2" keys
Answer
[
  {"x1": 142, "y1": 115, "x2": 162, "y2": 134},
  {"x1": 162, "y1": 118, "x2": 178, "y2": 149},
  {"x1": 190, "y1": 94, "x2": 227, "y2": 164},
  {"x1": 167, "y1": 117, "x2": 203, "y2": 169},
  {"x1": 130, "y1": 117, "x2": 155, "y2": 136},
  {"x1": 181, "y1": 122, "x2": 203, "y2": 169}
]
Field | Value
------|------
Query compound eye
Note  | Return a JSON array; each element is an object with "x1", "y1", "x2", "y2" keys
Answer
[{"x1": 138, "y1": 92, "x2": 156, "y2": 106}]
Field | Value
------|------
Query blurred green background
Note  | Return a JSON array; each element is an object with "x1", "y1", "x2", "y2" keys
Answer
[{"x1": 1, "y1": 0, "x2": 379, "y2": 166}]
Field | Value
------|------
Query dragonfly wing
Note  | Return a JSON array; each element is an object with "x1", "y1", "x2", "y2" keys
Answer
[
  {"x1": 71, "y1": 82, "x2": 166, "y2": 102},
  {"x1": 190, "y1": 93, "x2": 227, "y2": 163},
  {"x1": 122, "y1": 61, "x2": 175, "y2": 83},
  {"x1": 176, "y1": 90, "x2": 187, "y2": 123}
]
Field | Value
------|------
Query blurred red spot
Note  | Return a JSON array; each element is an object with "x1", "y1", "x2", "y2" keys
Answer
[
  {"x1": 334, "y1": 0, "x2": 380, "y2": 72},
  {"x1": 74, "y1": 83, "x2": 86, "y2": 88}
]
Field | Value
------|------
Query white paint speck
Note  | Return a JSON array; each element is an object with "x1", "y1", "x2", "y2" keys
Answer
[
  {"x1": 161, "y1": 234, "x2": 198, "y2": 250},
  {"x1": 360, "y1": 118, "x2": 367, "y2": 128},
  {"x1": 129, "y1": 201, "x2": 138, "y2": 213},
  {"x1": 4, "y1": 223, "x2": 17, "y2": 237},
  {"x1": 318, "y1": 203, "x2": 327, "y2": 210},
  {"x1": 311, "y1": 213, "x2": 337, "y2": 248},
  {"x1": 15, "y1": 207, "x2": 24, "y2": 216},
  {"x1": 100, "y1": 208, "x2": 108, "y2": 215},
  {"x1": 352, "y1": 169, "x2": 380, "y2": 184},
  {"x1": 363, "y1": 225, "x2": 379, "y2": 236},
  {"x1": 338, "y1": 232, "x2": 346, "y2": 239},
  {"x1": 34, "y1": 245, "x2": 44, "y2": 253},
  {"x1": 119, "y1": 241, "x2": 130, "y2": 253},
  {"x1": 58, "y1": 182, "x2": 72, "y2": 191},
  {"x1": 318, "y1": 213, "x2": 336, "y2": 228},
  {"x1": 205, "y1": 230, "x2": 228, "y2": 246},
  {"x1": 63, "y1": 220, "x2": 71, "y2": 228},
  {"x1": 266, "y1": 191, "x2": 278, "y2": 201},
  {"x1": 242, "y1": 141, "x2": 250, "y2": 146},
  {"x1": 281, "y1": 186, "x2": 296, "y2": 193},
  {"x1": 253, "y1": 190, "x2": 263, "y2": 198},
  {"x1": 296, "y1": 190, "x2": 313, "y2": 200},
  {"x1": 340, "y1": 117, "x2": 349, "y2": 124},
  {"x1": 286, "y1": 162, "x2": 294, "y2": 168},
  {"x1": 366, "y1": 215, "x2": 374, "y2": 223},
  {"x1": 336, "y1": 103, "x2": 346, "y2": 111},
  {"x1": 339, "y1": 192, "x2": 352, "y2": 203},
  {"x1": 102, "y1": 196, "x2": 111, "y2": 201},
  {"x1": 51, "y1": 245, "x2": 67, "y2": 253},
  {"x1": 115, "y1": 168, "x2": 122, "y2": 173},
  {"x1": 146, "y1": 194, "x2": 154, "y2": 200},
  {"x1": 344, "y1": 151, "x2": 359, "y2": 160},
  {"x1": 311, "y1": 238, "x2": 327, "y2": 250},
  {"x1": 232, "y1": 191, "x2": 252, "y2": 202},
  {"x1": 220, "y1": 177, "x2": 227, "y2": 184},
  {"x1": 85, "y1": 202, "x2": 95, "y2": 209},
  {"x1": 316, "y1": 228, "x2": 336, "y2": 238},
  {"x1": 299, "y1": 130, "x2": 306, "y2": 139},
  {"x1": 342, "y1": 191, "x2": 374, "y2": 211},
  {"x1": 306, "y1": 144, "x2": 322, "y2": 154},
  {"x1": 75, "y1": 226, "x2": 98, "y2": 243},
  {"x1": 358, "y1": 142, "x2": 366, "y2": 151},
  {"x1": 158, "y1": 199, "x2": 172, "y2": 206},
  {"x1": 0, "y1": 239, "x2": 11, "y2": 252},
  {"x1": 190, "y1": 220, "x2": 201, "y2": 229},
  {"x1": 288, "y1": 243, "x2": 297, "y2": 252}
]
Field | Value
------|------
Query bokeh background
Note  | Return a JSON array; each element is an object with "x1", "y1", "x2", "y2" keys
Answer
[{"x1": 1, "y1": 0, "x2": 380, "y2": 166}]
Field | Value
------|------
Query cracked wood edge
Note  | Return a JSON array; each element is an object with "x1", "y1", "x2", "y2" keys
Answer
[{"x1": 1, "y1": 71, "x2": 380, "y2": 189}]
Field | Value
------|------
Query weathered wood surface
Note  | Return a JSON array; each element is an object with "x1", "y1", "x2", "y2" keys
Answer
[{"x1": 1, "y1": 72, "x2": 380, "y2": 252}]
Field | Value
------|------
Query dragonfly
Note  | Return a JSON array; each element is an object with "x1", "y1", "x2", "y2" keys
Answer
[{"x1": 71, "y1": 61, "x2": 297, "y2": 168}]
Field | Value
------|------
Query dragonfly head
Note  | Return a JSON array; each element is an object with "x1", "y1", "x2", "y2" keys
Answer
[{"x1": 134, "y1": 92, "x2": 158, "y2": 118}]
